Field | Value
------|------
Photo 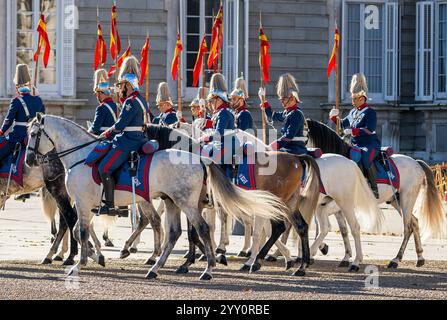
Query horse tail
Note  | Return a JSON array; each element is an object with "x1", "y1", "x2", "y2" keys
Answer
[
  {"x1": 415, "y1": 160, "x2": 446, "y2": 239},
  {"x1": 298, "y1": 155, "x2": 322, "y2": 225},
  {"x1": 206, "y1": 163, "x2": 289, "y2": 222},
  {"x1": 40, "y1": 187, "x2": 58, "y2": 223},
  {"x1": 352, "y1": 163, "x2": 384, "y2": 234}
]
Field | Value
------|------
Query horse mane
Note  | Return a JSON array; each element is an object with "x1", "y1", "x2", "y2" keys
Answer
[
  {"x1": 29, "y1": 115, "x2": 97, "y2": 139},
  {"x1": 306, "y1": 118, "x2": 351, "y2": 157},
  {"x1": 146, "y1": 124, "x2": 197, "y2": 151}
]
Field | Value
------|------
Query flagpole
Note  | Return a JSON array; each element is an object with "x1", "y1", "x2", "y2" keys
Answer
[
  {"x1": 259, "y1": 12, "x2": 267, "y2": 144},
  {"x1": 218, "y1": 1, "x2": 223, "y2": 73},
  {"x1": 201, "y1": 18, "x2": 206, "y2": 119},
  {"x1": 335, "y1": 22, "x2": 341, "y2": 135},
  {"x1": 145, "y1": 31, "x2": 150, "y2": 103},
  {"x1": 33, "y1": 3, "x2": 45, "y2": 95},
  {"x1": 177, "y1": 23, "x2": 182, "y2": 114}
]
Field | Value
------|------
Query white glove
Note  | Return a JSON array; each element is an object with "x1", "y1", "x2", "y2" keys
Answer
[
  {"x1": 258, "y1": 87, "x2": 266, "y2": 101},
  {"x1": 176, "y1": 111, "x2": 183, "y2": 119},
  {"x1": 343, "y1": 129, "x2": 352, "y2": 136},
  {"x1": 32, "y1": 86, "x2": 40, "y2": 96},
  {"x1": 329, "y1": 108, "x2": 339, "y2": 118}
]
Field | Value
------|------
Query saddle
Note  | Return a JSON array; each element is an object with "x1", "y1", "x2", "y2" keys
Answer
[
  {"x1": 85, "y1": 140, "x2": 159, "y2": 202},
  {"x1": 0, "y1": 142, "x2": 26, "y2": 188}
]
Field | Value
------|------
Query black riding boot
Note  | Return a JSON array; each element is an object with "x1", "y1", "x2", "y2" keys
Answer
[
  {"x1": 94, "y1": 174, "x2": 119, "y2": 216},
  {"x1": 366, "y1": 166, "x2": 379, "y2": 199}
]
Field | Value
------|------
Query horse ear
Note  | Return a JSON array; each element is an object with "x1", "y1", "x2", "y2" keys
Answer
[{"x1": 36, "y1": 112, "x2": 43, "y2": 123}]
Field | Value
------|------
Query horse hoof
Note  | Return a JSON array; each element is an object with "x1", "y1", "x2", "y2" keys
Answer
[
  {"x1": 416, "y1": 259, "x2": 425, "y2": 268},
  {"x1": 338, "y1": 260, "x2": 350, "y2": 268},
  {"x1": 41, "y1": 258, "x2": 52, "y2": 265},
  {"x1": 320, "y1": 244, "x2": 329, "y2": 256},
  {"x1": 145, "y1": 259, "x2": 156, "y2": 266},
  {"x1": 309, "y1": 258, "x2": 315, "y2": 266},
  {"x1": 216, "y1": 248, "x2": 226, "y2": 255},
  {"x1": 285, "y1": 260, "x2": 294, "y2": 271},
  {"x1": 349, "y1": 265, "x2": 360, "y2": 273},
  {"x1": 238, "y1": 251, "x2": 248, "y2": 258},
  {"x1": 250, "y1": 262, "x2": 262, "y2": 274},
  {"x1": 120, "y1": 250, "x2": 130, "y2": 259},
  {"x1": 63, "y1": 258, "x2": 75, "y2": 266},
  {"x1": 175, "y1": 265, "x2": 189, "y2": 274},
  {"x1": 98, "y1": 255, "x2": 106, "y2": 268},
  {"x1": 239, "y1": 264, "x2": 251, "y2": 272},
  {"x1": 387, "y1": 261, "x2": 398, "y2": 269},
  {"x1": 130, "y1": 248, "x2": 138, "y2": 254},
  {"x1": 104, "y1": 240, "x2": 114, "y2": 248},
  {"x1": 199, "y1": 254, "x2": 207, "y2": 262},
  {"x1": 200, "y1": 273, "x2": 213, "y2": 281},
  {"x1": 293, "y1": 269, "x2": 306, "y2": 277},
  {"x1": 145, "y1": 271, "x2": 158, "y2": 280},
  {"x1": 53, "y1": 256, "x2": 64, "y2": 262},
  {"x1": 265, "y1": 256, "x2": 278, "y2": 262},
  {"x1": 216, "y1": 254, "x2": 228, "y2": 266},
  {"x1": 247, "y1": 251, "x2": 252, "y2": 257}
]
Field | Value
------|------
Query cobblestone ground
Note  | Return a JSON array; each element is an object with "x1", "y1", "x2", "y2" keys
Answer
[{"x1": 0, "y1": 197, "x2": 446, "y2": 300}]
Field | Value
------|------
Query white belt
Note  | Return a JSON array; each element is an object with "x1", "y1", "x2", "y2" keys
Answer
[
  {"x1": 100, "y1": 127, "x2": 110, "y2": 131},
  {"x1": 123, "y1": 127, "x2": 144, "y2": 132},
  {"x1": 291, "y1": 137, "x2": 308, "y2": 142},
  {"x1": 13, "y1": 122, "x2": 28, "y2": 127}
]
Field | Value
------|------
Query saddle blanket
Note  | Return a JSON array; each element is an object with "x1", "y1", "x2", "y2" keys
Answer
[
  {"x1": 375, "y1": 157, "x2": 400, "y2": 190},
  {"x1": 0, "y1": 149, "x2": 25, "y2": 187},
  {"x1": 92, "y1": 153, "x2": 154, "y2": 202}
]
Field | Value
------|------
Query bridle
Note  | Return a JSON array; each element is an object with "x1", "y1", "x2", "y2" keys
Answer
[{"x1": 28, "y1": 118, "x2": 100, "y2": 165}]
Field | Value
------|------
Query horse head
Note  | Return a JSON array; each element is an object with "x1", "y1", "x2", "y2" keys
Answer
[
  {"x1": 305, "y1": 119, "x2": 351, "y2": 157},
  {"x1": 26, "y1": 113, "x2": 54, "y2": 167}
]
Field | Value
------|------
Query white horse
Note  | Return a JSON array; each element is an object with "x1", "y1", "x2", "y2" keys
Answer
[
  {"x1": 26, "y1": 114, "x2": 289, "y2": 280},
  {"x1": 228, "y1": 129, "x2": 384, "y2": 272},
  {"x1": 306, "y1": 119, "x2": 446, "y2": 268}
]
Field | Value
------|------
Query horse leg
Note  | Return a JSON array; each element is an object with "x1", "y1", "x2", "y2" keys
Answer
[
  {"x1": 267, "y1": 221, "x2": 291, "y2": 262},
  {"x1": 310, "y1": 206, "x2": 329, "y2": 259},
  {"x1": 250, "y1": 219, "x2": 286, "y2": 273},
  {"x1": 183, "y1": 207, "x2": 216, "y2": 281},
  {"x1": 130, "y1": 207, "x2": 142, "y2": 253},
  {"x1": 42, "y1": 215, "x2": 68, "y2": 265},
  {"x1": 146, "y1": 199, "x2": 182, "y2": 279},
  {"x1": 176, "y1": 220, "x2": 198, "y2": 274},
  {"x1": 120, "y1": 205, "x2": 150, "y2": 260},
  {"x1": 103, "y1": 229, "x2": 114, "y2": 248},
  {"x1": 340, "y1": 206, "x2": 363, "y2": 272},
  {"x1": 51, "y1": 219, "x2": 57, "y2": 243},
  {"x1": 89, "y1": 223, "x2": 105, "y2": 267},
  {"x1": 291, "y1": 211, "x2": 310, "y2": 277},
  {"x1": 141, "y1": 202, "x2": 163, "y2": 265},
  {"x1": 216, "y1": 207, "x2": 229, "y2": 255},
  {"x1": 239, "y1": 221, "x2": 252, "y2": 257},
  {"x1": 388, "y1": 202, "x2": 414, "y2": 269},
  {"x1": 203, "y1": 208, "x2": 217, "y2": 252},
  {"x1": 411, "y1": 215, "x2": 426, "y2": 268},
  {"x1": 334, "y1": 211, "x2": 352, "y2": 268},
  {"x1": 55, "y1": 231, "x2": 69, "y2": 261},
  {"x1": 241, "y1": 216, "x2": 266, "y2": 271}
]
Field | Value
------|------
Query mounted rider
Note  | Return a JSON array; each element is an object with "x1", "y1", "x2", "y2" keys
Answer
[
  {"x1": 94, "y1": 56, "x2": 150, "y2": 216},
  {"x1": 0, "y1": 64, "x2": 45, "y2": 164},
  {"x1": 152, "y1": 82, "x2": 179, "y2": 126},
  {"x1": 259, "y1": 73, "x2": 307, "y2": 155},
  {"x1": 88, "y1": 69, "x2": 118, "y2": 136},
  {"x1": 329, "y1": 73, "x2": 381, "y2": 198},
  {"x1": 200, "y1": 73, "x2": 235, "y2": 176},
  {"x1": 229, "y1": 77, "x2": 254, "y2": 132},
  {"x1": 190, "y1": 87, "x2": 213, "y2": 132}
]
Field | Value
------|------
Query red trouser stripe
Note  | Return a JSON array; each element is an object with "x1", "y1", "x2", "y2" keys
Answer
[{"x1": 103, "y1": 150, "x2": 122, "y2": 174}]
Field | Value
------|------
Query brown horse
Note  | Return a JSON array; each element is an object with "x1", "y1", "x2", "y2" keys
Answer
[{"x1": 146, "y1": 125, "x2": 322, "y2": 276}]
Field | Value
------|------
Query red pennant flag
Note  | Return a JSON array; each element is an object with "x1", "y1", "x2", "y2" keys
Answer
[
  {"x1": 110, "y1": 3, "x2": 121, "y2": 60},
  {"x1": 34, "y1": 14, "x2": 51, "y2": 68},
  {"x1": 207, "y1": 5, "x2": 223, "y2": 72},
  {"x1": 259, "y1": 27, "x2": 271, "y2": 84},
  {"x1": 94, "y1": 23, "x2": 107, "y2": 70},
  {"x1": 193, "y1": 36, "x2": 208, "y2": 87},
  {"x1": 171, "y1": 33, "x2": 183, "y2": 81},
  {"x1": 327, "y1": 26, "x2": 340, "y2": 78},
  {"x1": 108, "y1": 45, "x2": 131, "y2": 77},
  {"x1": 139, "y1": 36, "x2": 150, "y2": 86}
]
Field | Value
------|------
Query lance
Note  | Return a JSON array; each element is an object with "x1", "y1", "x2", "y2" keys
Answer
[{"x1": 259, "y1": 12, "x2": 267, "y2": 144}]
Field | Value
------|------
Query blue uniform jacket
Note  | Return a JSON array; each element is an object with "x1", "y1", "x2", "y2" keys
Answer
[
  {"x1": 152, "y1": 109, "x2": 178, "y2": 126},
  {"x1": 212, "y1": 105, "x2": 235, "y2": 136},
  {"x1": 108, "y1": 92, "x2": 148, "y2": 151},
  {"x1": 90, "y1": 98, "x2": 118, "y2": 135},
  {"x1": 342, "y1": 105, "x2": 381, "y2": 149},
  {"x1": 235, "y1": 106, "x2": 254, "y2": 131},
  {"x1": 1, "y1": 93, "x2": 45, "y2": 143},
  {"x1": 264, "y1": 102, "x2": 307, "y2": 155}
]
